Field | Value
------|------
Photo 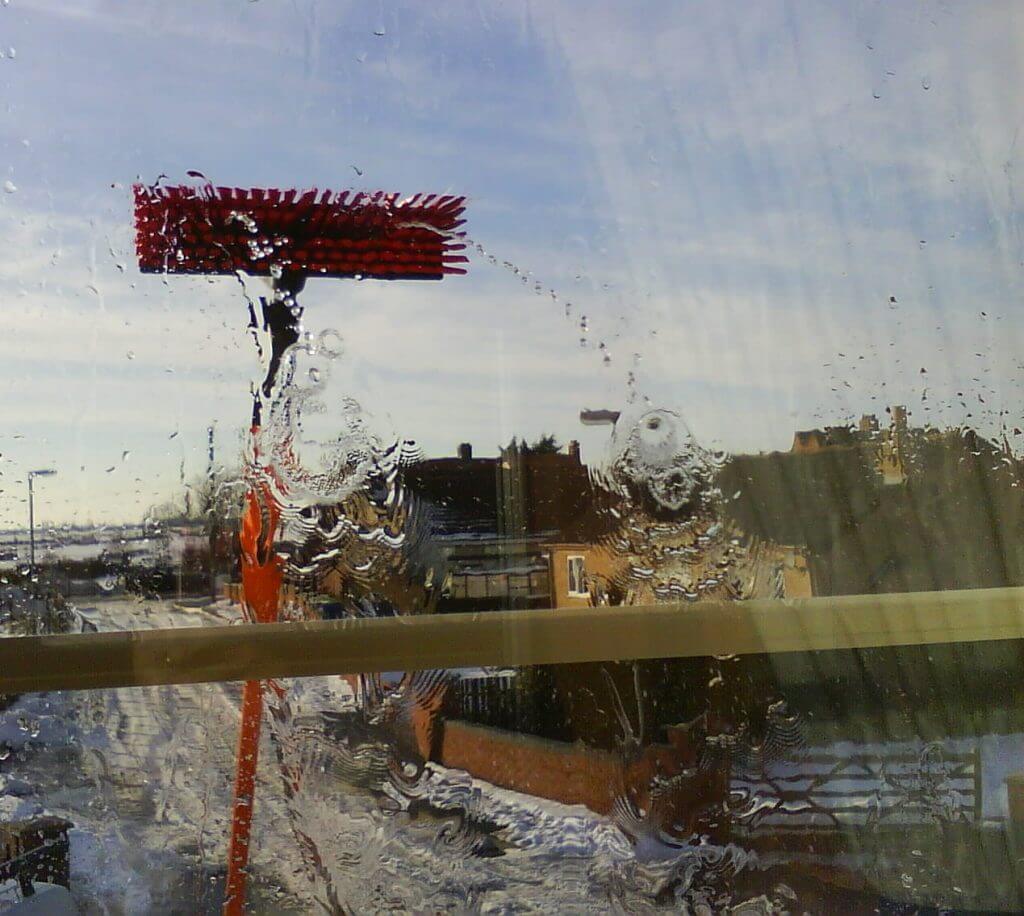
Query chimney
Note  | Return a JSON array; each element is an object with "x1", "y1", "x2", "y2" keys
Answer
[
  {"x1": 858, "y1": 413, "x2": 879, "y2": 434},
  {"x1": 457, "y1": 442, "x2": 473, "y2": 461},
  {"x1": 568, "y1": 440, "x2": 581, "y2": 462}
]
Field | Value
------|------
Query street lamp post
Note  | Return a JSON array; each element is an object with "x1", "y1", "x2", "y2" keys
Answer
[{"x1": 28, "y1": 469, "x2": 56, "y2": 573}]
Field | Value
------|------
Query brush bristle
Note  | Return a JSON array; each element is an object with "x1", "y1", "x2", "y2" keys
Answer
[{"x1": 133, "y1": 184, "x2": 467, "y2": 280}]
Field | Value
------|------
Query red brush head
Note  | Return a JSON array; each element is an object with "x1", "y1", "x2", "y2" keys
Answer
[{"x1": 133, "y1": 184, "x2": 467, "y2": 280}]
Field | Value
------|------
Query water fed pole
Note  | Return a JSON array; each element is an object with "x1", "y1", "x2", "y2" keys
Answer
[{"x1": 132, "y1": 183, "x2": 467, "y2": 912}]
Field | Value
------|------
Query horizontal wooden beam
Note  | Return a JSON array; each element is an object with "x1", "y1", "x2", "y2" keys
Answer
[{"x1": 2, "y1": 586, "x2": 1023, "y2": 694}]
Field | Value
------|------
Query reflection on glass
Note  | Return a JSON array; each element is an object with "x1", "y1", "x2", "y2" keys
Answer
[
  {"x1": 7, "y1": 644, "x2": 1020, "y2": 910},
  {"x1": 3, "y1": 0, "x2": 1024, "y2": 912}
]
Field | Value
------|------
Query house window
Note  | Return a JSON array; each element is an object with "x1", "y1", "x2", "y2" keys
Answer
[
  {"x1": 567, "y1": 555, "x2": 587, "y2": 597},
  {"x1": 448, "y1": 575, "x2": 468, "y2": 600},
  {"x1": 465, "y1": 575, "x2": 488, "y2": 599}
]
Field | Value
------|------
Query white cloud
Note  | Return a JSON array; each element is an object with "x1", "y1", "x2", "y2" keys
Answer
[{"x1": 3, "y1": 0, "x2": 1024, "y2": 522}]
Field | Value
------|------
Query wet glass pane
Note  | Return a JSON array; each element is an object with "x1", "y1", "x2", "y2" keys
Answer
[
  {"x1": 2, "y1": 0, "x2": 1024, "y2": 912},
  {"x1": 267, "y1": 651, "x2": 1024, "y2": 912},
  {"x1": 2, "y1": 682, "x2": 305, "y2": 912},
  {"x1": 4, "y1": 647, "x2": 1024, "y2": 910}
]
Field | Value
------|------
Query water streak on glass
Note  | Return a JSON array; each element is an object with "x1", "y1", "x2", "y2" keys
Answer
[{"x1": 2, "y1": 1, "x2": 1024, "y2": 912}]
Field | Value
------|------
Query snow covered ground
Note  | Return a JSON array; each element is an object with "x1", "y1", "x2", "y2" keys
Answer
[
  {"x1": 0, "y1": 598, "x2": 768, "y2": 912},
  {"x1": 1, "y1": 597, "x2": 313, "y2": 913},
  {"x1": 3, "y1": 597, "x2": 1022, "y2": 912}
]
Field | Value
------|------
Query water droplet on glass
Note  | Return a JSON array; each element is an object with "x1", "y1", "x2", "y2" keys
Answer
[
  {"x1": 921, "y1": 76, "x2": 931, "y2": 90},
  {"x1": 3, "y1": 180, "x2": 16, "y2": 193},
  {"x1": 126, "y1": 350, "x2": 135, "y2": 360},
  {"x1": 373, "y1": 28, "x2": 385, "y2": 36}
]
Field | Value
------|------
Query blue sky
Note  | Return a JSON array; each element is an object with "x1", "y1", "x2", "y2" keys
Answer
[{"x1": 1, "y1": 0, "x2": 1024, "y2": 525}]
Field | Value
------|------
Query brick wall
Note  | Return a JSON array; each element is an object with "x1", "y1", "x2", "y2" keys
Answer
[{"x1": 438, "y1": 719, "x2": 621, "y2": 813}]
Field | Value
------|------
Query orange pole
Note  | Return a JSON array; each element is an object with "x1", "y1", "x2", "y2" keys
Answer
[
  {"x1": 223, "y1": 476, "x2": 283, "y2": 915},
  {"x1": 224, "y1": 679, "x2": 264, "y2": 914}
]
